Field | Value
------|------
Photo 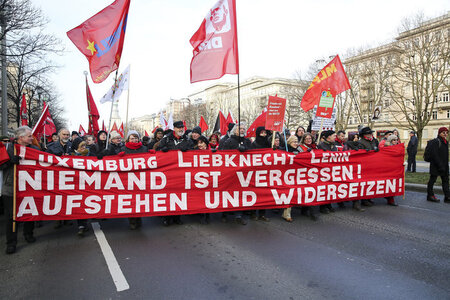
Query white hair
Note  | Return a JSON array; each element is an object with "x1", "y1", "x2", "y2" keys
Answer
[{"x1": 15, "y1": 126, "x2": 32, "y2": 138}]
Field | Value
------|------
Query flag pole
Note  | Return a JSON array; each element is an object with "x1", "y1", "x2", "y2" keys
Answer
[
  {"x1": 106, "y1": 70, "x2": 119, "y2": 150},
  {"x1": 349, "y1": 89, "x2": 363, "y2": 125},
  {"x1": 12, "y1": 144, "x2": 17, "y2": 233},
  {"x1": 125, "y1": 65, "x2": 130, "y2": 137},
  {"x1": 84, "y1": 71, "x2": 93, "y2": 136}
]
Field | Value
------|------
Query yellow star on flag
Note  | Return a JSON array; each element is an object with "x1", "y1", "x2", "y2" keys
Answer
[{"x1": 86, "y1": 40, "x2": 96, "y2": 55}]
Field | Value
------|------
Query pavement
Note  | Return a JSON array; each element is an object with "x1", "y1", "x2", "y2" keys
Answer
[{"x1": 0, "y1": 189, "x2": 449, "y2": 300}]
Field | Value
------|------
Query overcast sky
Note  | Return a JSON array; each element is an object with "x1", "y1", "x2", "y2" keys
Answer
[{"x1": 31, "y1": 0, "x2": 449, "y2": 130}]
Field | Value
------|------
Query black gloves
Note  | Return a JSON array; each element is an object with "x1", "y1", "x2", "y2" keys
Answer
[
  {"x1": 238, "y1": 145, "x2": 246, "y2": 152},
  {"x1": 374, "y1": 147, "x2": 379, "y2": 152},
  {"x1": 161, "y1": 146, "x2": 169, "y2": 152},
  {"x1": 11, "y1": 155, "x2": 21, "y2": 165},
  {"x1": 211, "y1": 148, "x2": 217, "y2": 153}
]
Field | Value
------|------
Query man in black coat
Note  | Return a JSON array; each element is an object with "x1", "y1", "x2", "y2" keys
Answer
[
  {"x1": 157, "y1": 121, "x2": 194, "y2": 226},
  {"x1": 221, "y1": 123, "x2": 251, "y2": 225},
  {"x1": 1, "y1": 126, "x2": 38, "y2": 254},
  {"x1": 46, "y1": 128, "x2": 72, "y2": 156},
  {"x1": 427, "y1": 127, "x2": 450, "y2": 203},
  {"x1": 407, "y1": 131, "x2": 418, "y2": 172}
]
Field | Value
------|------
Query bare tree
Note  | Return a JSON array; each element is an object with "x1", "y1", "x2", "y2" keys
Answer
[
  {"x1": 389, "y1": 13, "x2": 450, "y2": 148},
  {"x1": 2, "y1": 0, "x2": 65, "y2": 130}
]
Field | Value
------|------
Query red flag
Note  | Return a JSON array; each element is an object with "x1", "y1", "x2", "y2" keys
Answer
[
  {"x1": 32, "y1": 102, "x2": 56, "y2": 141},
  {"x1": 67, "y1": 0, "x2": 131, "y2": 83},
  {"x1": 246, "y1": 108, "x2": 267, "y2": 138},
  {"x1": 86, "y1": 78, "x2": 100, "y2": 136},
  {"x1": 199, "y1": 115, "x2": 209, "y2": 133},
  {"x1": 190, "y1": 0, "x2": 239, "y2": 83},
  {"x1": 300, "y1": 55, "x2": 351, "y2": 112},
  {"x1": 119, "y1": 122, "x2": 125, "y2": 138},
  {"x1": 20, "y1": 93, "x2": 28, "y2": 126},
  {"x1": 102, "y1": 120, "x2": 106, "y2": 131},
  {"x1": 111, "y1": 122, "x2": 119, "y2": 133},
  {"x1": 183, "y1": 120, "x2": 187, "y2": 132},
  {"x1": 79, "y1": 125, "x2": 87, "y2": 136},
  {"x1": 219, "y1": 111, "x2": 227, "y2": 135},
  {"x1": 144, "y1": 130, "x2": 150, "y2": 137}
]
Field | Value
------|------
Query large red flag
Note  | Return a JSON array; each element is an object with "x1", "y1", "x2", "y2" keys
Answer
[
  {"x1": 246, "y1": 108, "x2": 267, "y2": 138},
  {"x1": 32, "y1": 102, "x2": 56, "y2": 142},
  {"x1": 67, "y1": 0, "x2": 131, "y2": 83},
  {"x1": 20, "y1": 93, "x2": 28, "y2": 126},
  {"x1": 144, "y1": 130, "x2": 150, "y2": 137},
  {"x1": 79, "y1": 125, "x2": 87, "y2": 136},
  {"x1": 300, "y1": 55, "x2": 351, "y2": 112},
  {"x1": 85, "y1": 78, "x2": 100, "y2": 136},
  {"x1": 199, "y1": 115, "x2": 209, "y2": 133},
  {"x1": 190, "y1": 0, "x2": 239, "y2": 83},
  {"x1": 102, "y1": 120, "x2": 106, "y2": 131}
]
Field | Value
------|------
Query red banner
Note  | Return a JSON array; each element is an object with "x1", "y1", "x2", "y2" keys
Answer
[
  {"x1": 20, "y1": 93, "x2": 28, "y2": 126},
  {"x1": 15, "y1": 145, "x2": 404, "y2": 221},
  {"x1": 265, "y1": 95, "x2": 286, "y2": 132}
]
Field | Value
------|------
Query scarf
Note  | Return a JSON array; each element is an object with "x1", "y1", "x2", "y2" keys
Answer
[
  {"x1": 125, "y1": 142, "x2": 143, "y2": 149},
  {"x1": 304, "y1": 142, "x2": 317, "y2": 149}
]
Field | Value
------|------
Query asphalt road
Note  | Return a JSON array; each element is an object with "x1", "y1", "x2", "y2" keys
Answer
[{"x1": 0, "y1": 190, "x2": 449, "y2": 300}]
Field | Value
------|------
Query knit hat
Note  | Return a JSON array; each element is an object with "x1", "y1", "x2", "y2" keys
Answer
[
  {"x1": 438, "y1": 127, "x2": 448, "y2": 135},
  {"x1": 71, "y1": 137, "x2": 84, "y2": 152},
  {"x1": 192, "y1": 126, "x2": 202, "y2": 135},
  {"x1": 126, "y1": 130, "x2": 140, "y2": 141},
  {"x1": 110, "y1": 131, "x2": 122, "y2": 140},
  {"x1": 322, "y1": 130, "x2": 335, "y2": 139}
]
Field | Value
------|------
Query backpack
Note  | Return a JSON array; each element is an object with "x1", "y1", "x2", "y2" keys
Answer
[{"x1": 423, "y1": 138, "x2": 441, "y2": 162}]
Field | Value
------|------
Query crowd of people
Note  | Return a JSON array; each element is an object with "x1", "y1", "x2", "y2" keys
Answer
[{"x1": 1, "y1": 121, "x2": 448, "y2": 255}]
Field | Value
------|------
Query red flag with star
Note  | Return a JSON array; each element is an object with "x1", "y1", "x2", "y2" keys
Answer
[{"x1": 67, "y1": 0, "x2": 131, "y2": 83}]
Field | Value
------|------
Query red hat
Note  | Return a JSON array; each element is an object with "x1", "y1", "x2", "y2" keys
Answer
[{"x1": 438, "y1": 127, "x2": 449, "y2": 134}]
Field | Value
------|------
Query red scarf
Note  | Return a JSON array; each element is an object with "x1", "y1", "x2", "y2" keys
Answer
[
  {"x1": 364, "y1": 136, "x2": 373, "y2": 142},
  {"x1": 304, "y1": 142, "x2": 317, "y2": 149},
  {"x1": 125, "y1": 142, "x2": 143, "y2": 149}
]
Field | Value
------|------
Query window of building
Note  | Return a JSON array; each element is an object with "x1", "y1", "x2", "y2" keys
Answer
[
  {"x1": 412, "y1": 114, "x2": 417, "y2": 121},
  {"x1": 384, "y1": 99, "x2": 390, "y2": 107},
  {"x1": 443, "y1": 92, "x2": 449, "y2": 102},
  {"x1": 435, "y1": 95, "x2": 439, "y2": 103},
  {"x1": 447, "y1": 110, "x2": 450, "y2": 119},
  {"x1": 432, "y1": 110, "x2": 438, "y2": 120}
]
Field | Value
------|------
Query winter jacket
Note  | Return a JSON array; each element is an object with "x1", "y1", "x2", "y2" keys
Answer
[
  {"x1": 357, "y1": 137, "x2": 379, "y2": 150},
  {"x1": 428, "y1": 136, "x2": 449, "y2": 176},
  {"x1": 318, "y1": 141, "x2": 338, "y2": 152},
  {"x1": 157, "y1": 132, "x2": 194, "y2": 151},
  {"x1": 46, "y1": 140, "x2": 72, "y2": 156},
  {"x1": 1, "y1": 143, "x2": 39, "y2": 196},
  {"x1": 222, "y1": 135, "x2": 252, "y2": 150},
  {"x1": 407, "y1": 135, "x2": 418, "y2": 154}
]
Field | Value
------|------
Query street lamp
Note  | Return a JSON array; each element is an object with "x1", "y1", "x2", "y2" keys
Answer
[{"x1": 36, "y1": 85, "x2": 43, "y2": 110}]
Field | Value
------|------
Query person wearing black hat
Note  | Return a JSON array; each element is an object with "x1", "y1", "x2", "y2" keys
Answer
[
  {"x1": 426, "y1": 127, "x2": 450, "y2": 203},
  {"x1": 379, "y1": 130, "x2": 394, "y2": 148},
  {"x1": 88, "y1": 130, "x2": 108, "y2": 158},
  {"x1": 407, "y1": 130, "x2": 418, "y2": 172},
  {"x1": 250, "y1": 127, "x2": 271, "y2": 222},
  {"x1": 190, "y1": 126, "x2": 202, "y2": 146},
  {"x1": 71, "y1": 131, "x2": 80, "y2": 142},
  {"x1": 218, "y1": 122, "x2": 235, "y2": 150},
  {"x1": 221, "y1": 123, "x2": 251, "y2": 225},
  {"x1": 149, "y1": 127, "x2": 164, "y2": 150},
  {"x1": 317, "y1": 130, "x2": 338, "y2": 213},
  {"x1": 157, "y1": 121, "x2": 193, "y2": 226},
  {"x1": 356, "y1": 126, "x2": 379, "y2": 208}
]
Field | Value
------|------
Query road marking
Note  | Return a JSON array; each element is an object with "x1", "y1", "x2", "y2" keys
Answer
[{"x1": 91, "y1": 222, "x2": 130, "y2": 292}]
